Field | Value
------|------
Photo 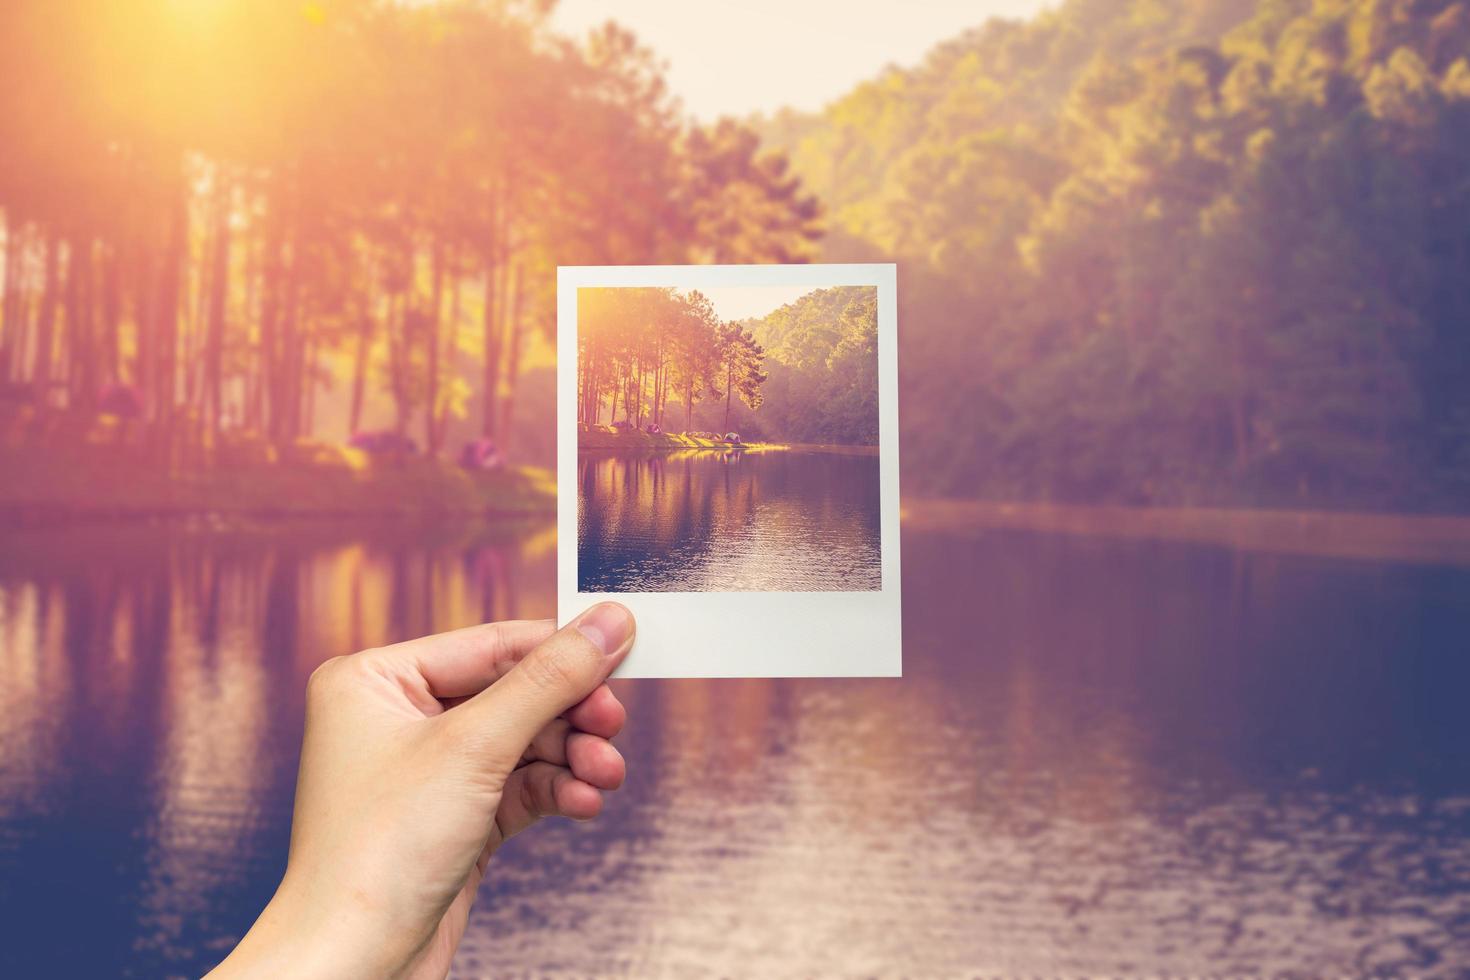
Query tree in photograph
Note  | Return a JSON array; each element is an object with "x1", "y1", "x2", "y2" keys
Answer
[
  {"x1": 670, "y1": 289, "x2": 720, "y2": 429},
  {"x1": 741, "y1": 286, "x2": 877, "y2": 445},
  {"x1": 715, "y1": 322, "x2": 766, "y2": 432}
]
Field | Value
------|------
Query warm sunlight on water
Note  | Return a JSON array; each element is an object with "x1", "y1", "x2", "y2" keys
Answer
[
  {"x1": 1, "y1": 519, "x2": 1468, "y2": 976},
  {"x1": 577, "y1": 451, "x2": 882, "y2": 592}
]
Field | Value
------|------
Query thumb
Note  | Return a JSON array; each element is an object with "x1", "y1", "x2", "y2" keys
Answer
[{"x1": 449, "y1": 602, "x2": 635, "y2": 771}]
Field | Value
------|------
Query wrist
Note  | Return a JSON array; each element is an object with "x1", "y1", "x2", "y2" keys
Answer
[{"x1": 207, "y1": 874, "x2": 416, "y2": 979}]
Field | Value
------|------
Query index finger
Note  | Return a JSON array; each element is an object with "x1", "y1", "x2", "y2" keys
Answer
[{"x1": 377, "y1": 619, "x2": 557, "y2": 699}]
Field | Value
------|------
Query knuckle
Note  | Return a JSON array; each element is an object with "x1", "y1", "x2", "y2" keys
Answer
[
  {"x1": 520, "y1": 642, "x2": 586, "y2": 694},
  {"x1": 306, "y1": 654, "x2": 361, "y2": 698}
]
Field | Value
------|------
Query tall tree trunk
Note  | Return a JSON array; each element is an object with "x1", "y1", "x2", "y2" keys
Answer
[
  {"x1": 156, "y1": 165, "x2": 187, "y2": 425},
  {"x1": 349, "y1": 311, "x2": 370, "y2": 436},
  {"x1": 389, "y1": 292, "x2": 410, "y2": 436},
  {"x1": 63, "y1": 234, "x2": 82, "y2": 405},
  {"x1": 33, "y1": 227, "x2": 60, "y2": 400},
  {"x1": 264, "y1": 165, "x2": 301, "y2": 443},
  {"x1": 581, "y1": 349, "x2": 591, "y2": 425},
  {"x1": 1, "y1": 214, "x2": 22, "y2": 382},
  {"x1": 133, "y1": 236, "x2": 156, "y2": 411},
  {"x1": 656, "y1": 354, "x2": 667, "y2": 426},
  {"x1": 436, "y1": 252, "x2": 462, "y2": 446},
  {"x1": 587, "y1": 353, "x2": 600, "y2": 425},
  {"x1": 498, "y1": 263, "x2": 525, "y2": 454},
  {"x1": 284, "y1": 287, "x2": 305, "y2": 440},
  {"x1": 9, "y1": 225, "x2": 36, "y2": 383},
  {"x1": 579, "y1": 367, "x2": 587, "y2": 425},
  {"x1": 724, "y1": 360, "x2": 733, "y2": 430},
  {"x1": 276, "y1": 220, "x2": 306, "y2": 443},
  {"x1": 185, "y1": 205, "x2": 212, "y2": 412},
  {"x1": 242, "y1": 208, "x2": 263, "y2": 432},
  {"x1": 101, "y1": 242, "x2": 122, "y2": 385},
  {"x1": 634, "y1": 363, "x2": 645, "y2": 428},
  {"x1": 301, "y1": 335, "x2": 317, "y2": 436},
  {"x1": 205, "y1": 172, "x2": 231, "y2": 437},
  {"x1": 72, "y1": 234, "x2": 98, "y2": 408},
  {"x1": 481, "y1": 260, "x2": 502, "y2": 439},
  {"x1": 426, "y1": 238, "x2": 445, "y2": 453},
  {"x1": 480, "y1": 178, "x2": 507, "y2": 440}
]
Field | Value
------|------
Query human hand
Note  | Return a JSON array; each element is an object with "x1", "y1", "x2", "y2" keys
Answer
[{"x1": 207, "y1": 603, "x2": 635, "y2": 979}]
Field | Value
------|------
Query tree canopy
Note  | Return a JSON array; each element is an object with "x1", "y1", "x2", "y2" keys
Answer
[
  {"x1": 745, "y1": 287, "x2": 878, "y2": 445},
  {"x1": 758, "y1": 0, "x2": 1470, "y2": 510},
  {"x1": 0, "y1": 0, "x2": 820, "y2": 461},
  {"x1": 578, "y1": 284, "x2": 878, "y2": 444}
]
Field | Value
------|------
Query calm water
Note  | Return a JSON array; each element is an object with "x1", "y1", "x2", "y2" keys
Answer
[
  {"x1": 1, "y1": 518, "x2": 1469, "y2": 977},
  {"x1": 578, "y1": 450, "x2": 882, "y2": 592}
]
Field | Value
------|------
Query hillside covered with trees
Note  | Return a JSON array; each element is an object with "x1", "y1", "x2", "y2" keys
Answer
[
  {"x1": 3, "y1": 0, "x2": 1467, "y2": 514},
  {"x1": 577, "y1": 285, "x2": 877, "y2": 445},
  {"x1": 758, "y1": 0, "x2": 1470, "y2": 511},
  {"x1": 744, "y1": 287, "x2": 878, "y2": 445}
]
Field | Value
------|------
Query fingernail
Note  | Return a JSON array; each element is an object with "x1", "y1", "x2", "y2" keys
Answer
[{"x1": 573, "y1": 602, "x2": 633, "y2": 656}]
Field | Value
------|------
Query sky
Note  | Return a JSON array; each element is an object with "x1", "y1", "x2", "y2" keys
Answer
[
  {"x1": 695, "y1": 284, "x2": 815, "y2": 322},
  {"x1": 551, "y1": 0, "x2": 1053, "y2": 120}
]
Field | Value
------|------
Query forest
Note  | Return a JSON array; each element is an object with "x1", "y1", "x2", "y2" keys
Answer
[
  {"x1": 3, "y1": 0, "x2": 1469, "y2": 513},
  {"x1": 759, "y1": 0, "x2": 1470, "y2": 510},
  {"x1": 577, "y1": 285, "x2": 878, "y2": 445},
  {"x1": 0, "y1": 0, "x2": 818, "y2": 466}
]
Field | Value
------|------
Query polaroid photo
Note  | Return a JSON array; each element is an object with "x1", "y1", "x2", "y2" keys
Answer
[{"x1": 557, "y1": 264, "x2": 900, "y2": 678}]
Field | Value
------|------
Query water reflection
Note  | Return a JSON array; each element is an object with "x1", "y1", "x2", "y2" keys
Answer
[
  {"x1": 578, "y1": 450, "x2": 882, "y2": 592},
  {"x1": 1, "y1": 520, "x2": 1468, "y2": 976},
  {"x1": 0, "y1": 520, "x2": 553, "y2": 975}
]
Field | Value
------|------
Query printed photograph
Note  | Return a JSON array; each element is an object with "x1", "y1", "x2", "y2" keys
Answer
[{"x1": 576, "y1": 282, "x2": 881, "y2": 592}]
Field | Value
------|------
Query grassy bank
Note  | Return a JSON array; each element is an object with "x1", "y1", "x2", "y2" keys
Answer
[
  {"x1": 903, "y1": 498, "x2": 1470, "y2": 567},
  {"x1": 574, "y1": 428, "x2": 881, "y2": 455},
  {"x1": 0, "y1": 407, "x2": 553, "y2": 524},
  {"x1": 577, "y1": 428, "x2": 786, "y2": 452},
  {"x1": 0, "y1": 444, "x2": 554, "y2": 524}
]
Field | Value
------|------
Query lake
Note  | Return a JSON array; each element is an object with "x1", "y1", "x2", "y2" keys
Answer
[
  {"x1": 1, "y1": 516, "x2": 1468, "y2": 976},
  {"x1": 577, "y1": 449, "x2": 882, "y2": 592}
]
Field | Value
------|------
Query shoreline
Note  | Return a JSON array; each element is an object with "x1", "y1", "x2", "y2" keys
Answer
[
  {"x1": 0, "y1": 445, "x2": 556, "y2": 528},
  {"x1": 576, "y1": 429, "x2": 780, "y2": 452},
  {"x1": 577, "y1": 429, "x2": 878, "y2": 455},
  {"x1": 903, "y1": 498, "x2": 1470, "y2": 566}
]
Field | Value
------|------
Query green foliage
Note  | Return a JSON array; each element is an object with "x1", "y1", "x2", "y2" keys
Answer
[
  {"x1": 746, "y1": 287, "x2": 878, "y2": 445},
  {"x1": 0, "y1": 1, "x2": 819, "y2": 468},
  {"x1": 714, "y1": 321, "x2": 767, "y2": 429},
  {"x1": 758, "y1": 0, "x2": 1470, "y2": 510},
  {"x1": 577, "y1": 287, "x2": 763, "y2": 432},
  {"x1": 578, "y1": 285, "x2": 878, "y2": 445}
]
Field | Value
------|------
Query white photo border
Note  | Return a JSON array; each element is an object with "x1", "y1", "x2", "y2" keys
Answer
[{"x1": 557, "y1": 264, "x2": 901, "y2": 678}]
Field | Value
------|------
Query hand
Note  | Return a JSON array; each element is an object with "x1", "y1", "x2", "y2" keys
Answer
[{"x1": 207, "y1": 603, "x2": 636, "y2": 979}]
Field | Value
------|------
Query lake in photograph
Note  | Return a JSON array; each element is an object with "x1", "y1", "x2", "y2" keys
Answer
[
  {"x1": 1, "y1": 514, "x2": 1468, "y2": 976},
  {"x1": 577, "y1": 449, "x2": 882, "y2": 593}
]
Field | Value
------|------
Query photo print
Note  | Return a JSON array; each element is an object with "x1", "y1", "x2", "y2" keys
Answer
[{"x1": 558, "y1": 264, "x2": 901, "y2": 678}]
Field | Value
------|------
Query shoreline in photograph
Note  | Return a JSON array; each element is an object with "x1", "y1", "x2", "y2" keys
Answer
[
  {"x1": 577, "y1": 426, "x2": 786, "y2": 453},
  {"x1": 577, "y1": 426, "x2": 878, "y2": 457}
]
